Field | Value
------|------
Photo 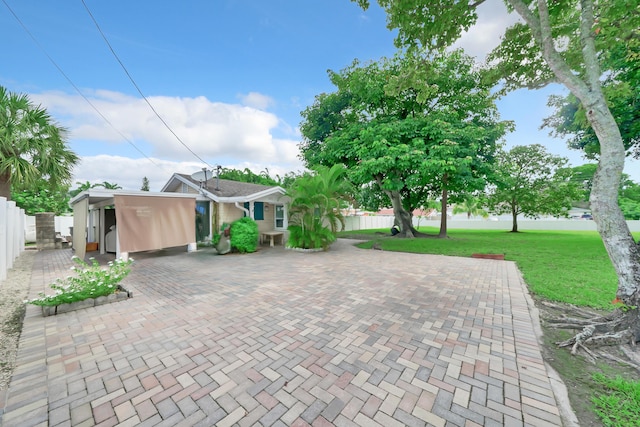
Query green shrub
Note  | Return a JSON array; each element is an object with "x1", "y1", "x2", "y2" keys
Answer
[
  {"x1": 287, "y1": 220, "x2": 336, "y2": 250},
  {"x1": 28, "y1": 256, "x2": 133, "y2": 307},
  {"x1": 230, "y1": 217, "x2": 259, "y2": 253}
]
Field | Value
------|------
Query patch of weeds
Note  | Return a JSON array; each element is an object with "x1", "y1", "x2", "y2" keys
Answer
[{"x1": 592, "y1": 373, "x2": 640, "y2": 427}]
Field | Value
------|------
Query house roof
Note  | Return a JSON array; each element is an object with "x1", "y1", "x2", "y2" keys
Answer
[
  {"x1": 161, "y1": 173, "x2": 287, "y2": 203},
  {"x1": 69, "y1": 188, "x2": 197, "y2": 209}
]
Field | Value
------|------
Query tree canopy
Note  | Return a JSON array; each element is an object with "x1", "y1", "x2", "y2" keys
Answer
[
  {"x1": 300, "y1": 50, "x2": 509, "y2": 237},
  {"x1": 486, "y1": 144, "x2": 580, "y2": 232},
  {"x1": 0, "y1": 86, "x2": 78, "y2": 200}
]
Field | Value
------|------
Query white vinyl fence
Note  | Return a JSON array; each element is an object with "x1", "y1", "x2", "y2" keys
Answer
[
  {"x1": 342, "y1": 215, "x2": 640, "y2": 233},
  {"x1": 0, "y1": 197, "x2": 26, "y2": 282}
]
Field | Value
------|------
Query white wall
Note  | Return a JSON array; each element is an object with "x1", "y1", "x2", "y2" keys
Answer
[
  {"x1": 25, "y1": 215, "x2": 74, "y2": 242},
  {"x1": 0, "y1": 197, "x2": 25, "y2": 282},
  {"x1": 342, "y1": 215, "x2": 640, "y2": 233}
]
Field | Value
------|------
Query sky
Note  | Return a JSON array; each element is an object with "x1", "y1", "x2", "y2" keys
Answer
[{"x1": 1, "y1": 0, "x2": 638, "y2": 191}]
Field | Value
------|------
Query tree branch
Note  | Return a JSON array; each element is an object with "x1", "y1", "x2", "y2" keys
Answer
[
  {"x1": 579, "y1": 0, "x2": 602, "y2": 92},
  {"x1": 469, "y1": 0, "x2": 488, "y2": 9},
  {"x1": 506, "y1": 0, "x2": 589, "y2": 100}
]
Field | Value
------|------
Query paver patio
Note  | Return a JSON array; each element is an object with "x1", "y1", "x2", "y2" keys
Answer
[{"x1": 1, "y1": 239, "x2": 572, "y2": 426}]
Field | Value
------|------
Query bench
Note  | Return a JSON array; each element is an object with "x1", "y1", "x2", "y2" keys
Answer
[{"x1": 260, "y1": 231, "x2": 285, "y2": 247}]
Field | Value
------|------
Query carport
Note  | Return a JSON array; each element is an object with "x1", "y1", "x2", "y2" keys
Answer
[{"x1": 70, "y1": 189, "x2": 198, "y2": 261}]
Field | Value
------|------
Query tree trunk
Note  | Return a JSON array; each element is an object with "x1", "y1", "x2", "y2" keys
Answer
[
  {"x1": 0, "y1": 170, "x2": 11, "y2": 200},
  {"x1": 439, "y1": 187, "x2": 448, "y2": 238},
  {"x1": 584, "y1": 98, "x2": 640, "y2": 307},
  {"x1": 385, "y1": 189, "x2": 417, "y2": 237},
  {"x1": 511, "y1": 203, "x2": 518, "y2": 233}
]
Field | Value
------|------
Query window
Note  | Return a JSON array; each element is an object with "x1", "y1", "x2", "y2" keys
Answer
[
  {"x1": 275, "y1": 204, "x2": 285, "y2": 229},
  {"x1": 244, "y1": 202, "x2": 264, "y2": 221}
]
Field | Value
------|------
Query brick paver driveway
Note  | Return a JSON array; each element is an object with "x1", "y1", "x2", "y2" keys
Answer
[{"x1": 2, "y1": 240, "x2": 569, "y2": 426}]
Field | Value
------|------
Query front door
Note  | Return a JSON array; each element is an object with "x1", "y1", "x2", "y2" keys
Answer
[{"x1": 195, "y1": 201, "x2": 210, "y2": 242}]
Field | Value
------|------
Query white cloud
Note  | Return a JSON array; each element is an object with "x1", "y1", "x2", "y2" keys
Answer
[
  {"x1": 238, "y1": 92, "x2": 275, "y2": 110},
  {"x1": 32, "y1": 90, "x2": 299, "y2": 164},
  {"x1": 451, "y1": 2, "x2": 521, "y2": 61},
  {"x1": 71, "y1": 154, "x2": 306, "y2": 191}
]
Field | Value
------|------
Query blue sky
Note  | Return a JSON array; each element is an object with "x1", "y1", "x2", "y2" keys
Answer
[{"x1": 2, "y1": 0, "x2": 637, "y2": 190}]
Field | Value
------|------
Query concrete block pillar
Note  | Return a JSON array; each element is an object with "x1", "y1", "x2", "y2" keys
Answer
[{"x1": 36, "y1": 212, "x2": 56, "y2": 250}]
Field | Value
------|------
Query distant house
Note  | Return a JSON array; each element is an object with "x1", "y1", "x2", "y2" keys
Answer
[{"x1": 161, "y1": 173, "x2": 289, "y2": 242}]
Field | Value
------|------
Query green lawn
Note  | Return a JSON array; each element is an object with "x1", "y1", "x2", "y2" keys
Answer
[{"x1": 339, "y1": 227, "x2": 639, "y2": 309}]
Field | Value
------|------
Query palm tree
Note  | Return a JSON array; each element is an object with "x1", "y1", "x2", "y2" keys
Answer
[
  {"x1": 96, "y1": 181, "x2": 122, "y2": 190},
  {"x1": 453, "y1": 195, "x2": 488, "y2": 219},
  {"x1": 286, "y1": 164, "x2": 352, "y2": 249},
  {"x1": 0, "y1": 86, "x2": 78, "y2": 200}
]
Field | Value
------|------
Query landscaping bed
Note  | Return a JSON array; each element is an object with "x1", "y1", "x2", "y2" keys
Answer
[{"x1": 40, "y1": 284, "x2": 132, "y2": 316}]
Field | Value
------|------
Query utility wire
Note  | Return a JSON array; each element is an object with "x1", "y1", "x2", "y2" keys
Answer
[
  {"x1": 81, "y1": 0, "x2": 213, "y2": 169},
  {"x1": 1, "y1": 0, "x2": 164, "y2": 170}
]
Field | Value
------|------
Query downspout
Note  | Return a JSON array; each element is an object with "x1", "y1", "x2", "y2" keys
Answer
[{"x1": 235, "y1": 202, "x2": 250, "y2": 217}]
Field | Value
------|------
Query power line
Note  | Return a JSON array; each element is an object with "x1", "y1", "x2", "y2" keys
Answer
[
  {"x1": 81, "y1": 0, "x2": 213, "y2": 169},
  {"x1": 1, "y1": 0, "x2": 164, "y2": 170}
]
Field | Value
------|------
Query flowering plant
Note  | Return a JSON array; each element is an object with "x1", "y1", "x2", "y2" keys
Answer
[{"x1": 28, "y1": 256, "x2": 133, "y2": 307}]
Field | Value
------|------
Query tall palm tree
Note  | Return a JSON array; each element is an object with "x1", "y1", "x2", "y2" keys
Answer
[{"x1": 0, "y1": 86, "x2": 78, "y2": 200}]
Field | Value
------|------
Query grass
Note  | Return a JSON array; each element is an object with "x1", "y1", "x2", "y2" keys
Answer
[
  {"x1": 338, "y1": 226, "x2": 640, "y2": 426},
  {"x1": 592, "y1": 373, "x2": 640, "y2": 426}
]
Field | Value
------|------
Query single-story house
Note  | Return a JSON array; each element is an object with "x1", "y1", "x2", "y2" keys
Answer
[
  {"x1": 160, "y1": 173, "x2": 289, "y2": 244},
  {"x1": 69, "y1": 173, "x2": 289, "y2": 261}
]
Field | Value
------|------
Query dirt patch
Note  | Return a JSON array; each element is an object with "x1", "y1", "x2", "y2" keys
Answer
[
  {"x1": 537, "y1": 300, "x2": 640, "y2": 427},
  {"x1": 0, "y1": 250, "x2": 35, "y2": 390}
]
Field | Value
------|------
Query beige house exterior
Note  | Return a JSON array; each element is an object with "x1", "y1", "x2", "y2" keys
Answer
[{"x1": 161, "y1": 173, "x2": 289, "y2": 243}]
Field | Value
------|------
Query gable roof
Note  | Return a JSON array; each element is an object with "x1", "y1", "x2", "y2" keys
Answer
[{"x1": 161, "y1": 173, "x2": 287, "y2": 203}]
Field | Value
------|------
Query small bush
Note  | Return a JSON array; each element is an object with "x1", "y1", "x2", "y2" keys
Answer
[
  {"x1": 28, "y1": 256, "x2": 133, "y2": 307},
  {"x1": 287, "y1": 218, "x2": 336, "y2": 250},
  {"x1": 230, "y1": 217, "x2": 259, "y2": 253}
]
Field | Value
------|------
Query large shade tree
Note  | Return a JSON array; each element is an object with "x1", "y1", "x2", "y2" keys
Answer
[
  {"x1": 353, "y1": 0, "x2": 640, "y2": 348},
  {"x1": 300, "y1": 51, "x2": 508, "y2": 237},
  {"x1": 0, "y1": 86, "x2": 78, "y2": 200}
]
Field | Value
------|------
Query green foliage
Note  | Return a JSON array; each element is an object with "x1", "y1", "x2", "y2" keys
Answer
[
  {"x1": 11, "y1": 179, "x2": 71, "y2": 215},
  {"x1": 287, "y1": 222, "x2": 337, "y2": 251},
  {"x1": 69, "y1": 181, "x2": 122, "y2": 198},
  {"x1": 299, "y1": 50, "x2": 509, "y2": 236},
  {"x1": 452, "y1": 195, "x2": 488, "y2": 219},
  {"x1": 28, "y1": 256, "x2": 132, "y2": 307},
  {"x1": 619, "y1": 198, "x2": 640, "y2": 220},
  {"x1": 0, "y1": 86, "x2": 79, "y2": 200},
  {"x1": 486, "y1": 144, "x2": 581, "y2": 231},
  {"x1": 219, "y1": 167, "x2": 279, "y2": 186},
  {"x1": 286, "y1": 164, "x2": 351, "y2": 250},
  {"x1": 141, "y1": 177, "x2": 150, "y2": 191},
  {"x1": 543, "y1": 26, "x2": 640, "y2": 160},
  {"x1": 592, "y1": 373, "x2": 640, "y2": 427},
  {"x1": 230, "y1": 217, "x2": 259, "y2": 253}
]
